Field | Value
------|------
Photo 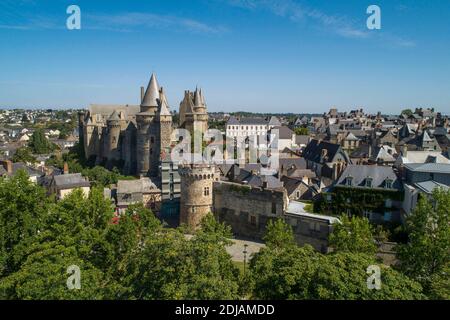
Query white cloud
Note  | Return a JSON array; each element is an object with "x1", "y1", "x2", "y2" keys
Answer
[
  {"x1": 86, "y1": 12, "x2": 229, "y2": 34},
  {"x1": 226, "y1": 0, "x2": 415, "y2": 45}
]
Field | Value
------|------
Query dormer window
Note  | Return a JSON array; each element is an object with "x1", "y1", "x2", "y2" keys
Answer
[
  {"x1": 346, "y1": 176, "x2": 353, "y2": 186},
  {"x1": 365, "y1": 177, "x2": 373, "y2": 188},
  {"x1": 385, "y1": 179, "x2": 393, "y2": 189}
]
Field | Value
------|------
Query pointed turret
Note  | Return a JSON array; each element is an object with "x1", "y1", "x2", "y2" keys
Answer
[
  {"x1": 159, "y1": 87, "x2": 171, "y2": 116},
  {"x1": 199, "y1": 88, "x2": 206, "y2": 105},
  {"x1": 107, "y1": 110, "x2": 120, "y2": 122},
  {"x1": 194, "y1": 87, "x2": 201, "y2": 107},
  {"x1": 141, "y1": 73, "x2": 160, "y2": 111}
]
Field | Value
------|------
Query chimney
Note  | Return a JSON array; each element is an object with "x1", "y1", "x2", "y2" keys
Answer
[
  {"x1": 262, "y1": 179, "x2": 268, "y2": 189},
  {"x1": 1, "y1": 160, "x2": 13, "y2": 174},
  {"x1": 402, "y1": 145, "x2": 408, "y2": 157},
  {"x1": 140, "y1": 86, "x2": 145, "y2": 103},
  {"x1": 63, "y1": 162, "x2": 69, "y2": 175}
]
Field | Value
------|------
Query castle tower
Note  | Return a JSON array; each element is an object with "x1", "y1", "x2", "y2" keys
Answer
[
  {"x1": 83, "y1": 116, "x2": 97, "y2": 159},
  {"x1": 158, "y1": 87, "x2": 173, "y2": 157},
  {"x1": 179, "y1": 163, "x2": 217, "y2": 229},
  {"x1": 136, "y1": 73, "x2": 159, "y2": 176},
  {"x1": 179, "y1": 87, "x2": 208, "y2": 137},
  {"x1": 106, "y1": 110, "x2": 122, "y2": 162}
]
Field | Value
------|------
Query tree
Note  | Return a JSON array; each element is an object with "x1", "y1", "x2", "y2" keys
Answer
[
  {"x1": 0, "y1": 243, "x2": 120, "y2": 300},
  {"x1": 263, "y1": 218, "x2": 296, "y2": 249},
  {"x1": 0, "y1": 170, "x2": 49, "y2": 276},
  {"x1": 130, "y1": 214, "x2": 240, "y2": 299},
  {"x1": 294, "y1": 127, "x2": 308, "y2": 135},
  {"x1": 329, "y1": 215, "x2": 377, "y2": 255},
  {"x1": 12, "y1": 147, "x2": 36, "y2": 164},
  {"x1": 401, "y1": 109, "x2": 413, "y2": 117},
  {"x1": 310, "y1": 252, "x2": 424, "y2": 300},
  {"x1": 250, "y1": 219, "x2": 424, "y2": 300},
  {"x1": 29, "y1": 129, "x2": 55, "y2": 154},
  {"x1": 397, "y1": 188, "x2": 450, "y2": 295}
]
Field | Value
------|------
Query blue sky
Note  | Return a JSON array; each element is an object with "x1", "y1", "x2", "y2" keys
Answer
[{"x1": 0, "y1": 0, "x2": 449, "y2": 114}]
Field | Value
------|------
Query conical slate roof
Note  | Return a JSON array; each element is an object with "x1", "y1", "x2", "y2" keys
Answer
[
  {"x1": 141, "y1": 73, "x2": 160, "y2": 107},
  {"x1": 107, "y1": 110, "x2": 120, "y2": 121},
  {"x1": 194, "y1": 88, "x2": 201, "y2": 106},
  {"x1": 199, "y1": 88, "x2": 206, "y2": 105},
  {"x1": 159, "y1": 87, "x2": 171, "y2": 116}
]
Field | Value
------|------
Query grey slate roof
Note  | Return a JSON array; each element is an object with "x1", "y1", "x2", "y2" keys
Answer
[
  {"x1": 404, "y1": 163, "x2": 450, "y2": 174},
  {"x1": 281, "y1": 176, "x2": 308, "y2": 195},
  {"x1": 295, "y1": 135, "x2": 310, "y2": 145},
  {"x1": 117, "y1": 178, "x2": 158, "y2": 194},
  {"x1": 270, "y1": 126, "x2": 293, "y2": 139},
  {"x1": 88, "y1": 104, "x2": 140, "y2": 117},
  {"x1": 53, "y1": 173, "x2": 90, "y2": 189},
  {"x1": 336, "y1": 165, "x2": 401, "y2": 190},
  {"x1": 303, "y1": 139, "x2": 348, "y2": 163},
  {"x1": 141, "y1": 73, "x2": 160, "y2": 107},
  {"x1": 414, "y1": 181, "x2": 449, "y2": 194}
]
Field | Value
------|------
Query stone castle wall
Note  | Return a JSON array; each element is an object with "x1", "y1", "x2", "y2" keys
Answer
[{"x1": 179, "y1": 164, "x2": 216, "y2": 229}]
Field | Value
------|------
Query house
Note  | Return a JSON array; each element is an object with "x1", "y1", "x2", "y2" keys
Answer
[
  {"x1": 394, "y1": 150, "x2": 450, "y2": 169},
  {"x1": 115, "y1": 177, "x2": 161, "y2": 214},
  {"x1": 0, "y1": 160, "x2": 44, "y2": 183},
  {"x1": 403, "y1": 163, "x2": 450, "y2": 186},
  {"x1": 302, "y1": 139, "x2": 349, "y2": 182},
  {"x1": 268, "y1": 126, "x2": 295, "y2": 151},
  {"x1": 323, "y1": 165, "x2": 403, "y2": 224},
  {"x1": 374, "y1": 129, "x2": 398, "y2": 147},
  {"x1": 281, "y1": 176, "x2": 310, "y2": 200},
  {"x1": 49, "y1": 173, "x2": 90, "y2": 199},
  {"x1": 369, "y1": 145, "x2": 398, "y2": 165},
  {"x1": 403, "y1": 181, "x2": 449, "y2": 218},
  {"x1": 342, "y1": 132, "x2": 360, "y2": 151},
  {"x1": 225, "y1": 116, "x2": 281, "y2": 139}
]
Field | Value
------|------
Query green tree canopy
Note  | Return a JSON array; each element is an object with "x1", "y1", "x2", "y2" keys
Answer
[
  {"x1": 294, "y1": 127, "x2": 308, "y2": 135},
  {"x1": 401, "y1": 109, "x2": 413, "y2": 117},
  {"x1": 329, "y1": 215, "x2": 377, "y2": 255},
  {"x1": 29, "y1": 128, "x2": 56, "y2": 154},
  {"x1": 129, "y1": 214, "x2": 240, "y2": 299},
  {"x1": 0, "y1": 170, "x2": 50, "y2": 276},
  {"x1": 12, "y1": 147, "x2": 36, "y2": 164},
  {"x1": 397, "y1": 188, "x2": 450, "y2": 295},
  {"x1": 250, "y1": 219, "x2": 424, "y2": 300}
]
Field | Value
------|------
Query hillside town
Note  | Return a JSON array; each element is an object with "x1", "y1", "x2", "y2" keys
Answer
[{"x1": 1, "y1": 74, "x2": 449, "y2": 257}]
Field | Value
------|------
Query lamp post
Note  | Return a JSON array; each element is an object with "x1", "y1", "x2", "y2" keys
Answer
[{"x1": 243, "y1": 244, "x2": 248, "y2": 277}]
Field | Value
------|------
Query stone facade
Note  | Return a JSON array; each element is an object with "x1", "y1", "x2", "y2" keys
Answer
[
  {"x1": 79, "y1": 74, "x2": 209, "y2": 180},
  {"x1": 212, "y1": 181, "x2": 337, "y2": 252},
  {"x1": 179, "y1": 163, "x2": 218, "y2": 229}
]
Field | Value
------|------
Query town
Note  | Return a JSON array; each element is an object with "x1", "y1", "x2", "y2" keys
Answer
[{"x1": 0, "y1": 72, "x2": 448, "y2": 300}]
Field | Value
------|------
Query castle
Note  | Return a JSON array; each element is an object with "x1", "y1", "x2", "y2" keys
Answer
[
  {"x1": 78, "y1": 73, "x2": 211, "y2": 226},
  {"x1": 78, "y1": 73, "x2": 208, "y2": 177}
]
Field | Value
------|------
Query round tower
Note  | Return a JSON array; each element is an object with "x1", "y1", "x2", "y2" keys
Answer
[
  {"x1": 179, "y1": 163, "x2": 217, "y2": 229},
  {"x1": 136, "y1": 113, "x2": 153, "y2": 175},
  {"x1": 106, "y1": 110, "x2": 122, "y2": 161}
]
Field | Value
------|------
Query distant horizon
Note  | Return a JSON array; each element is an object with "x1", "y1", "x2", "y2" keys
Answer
[{"x1": 0, "y1": 105, "x2": 447, "y2": 118}]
